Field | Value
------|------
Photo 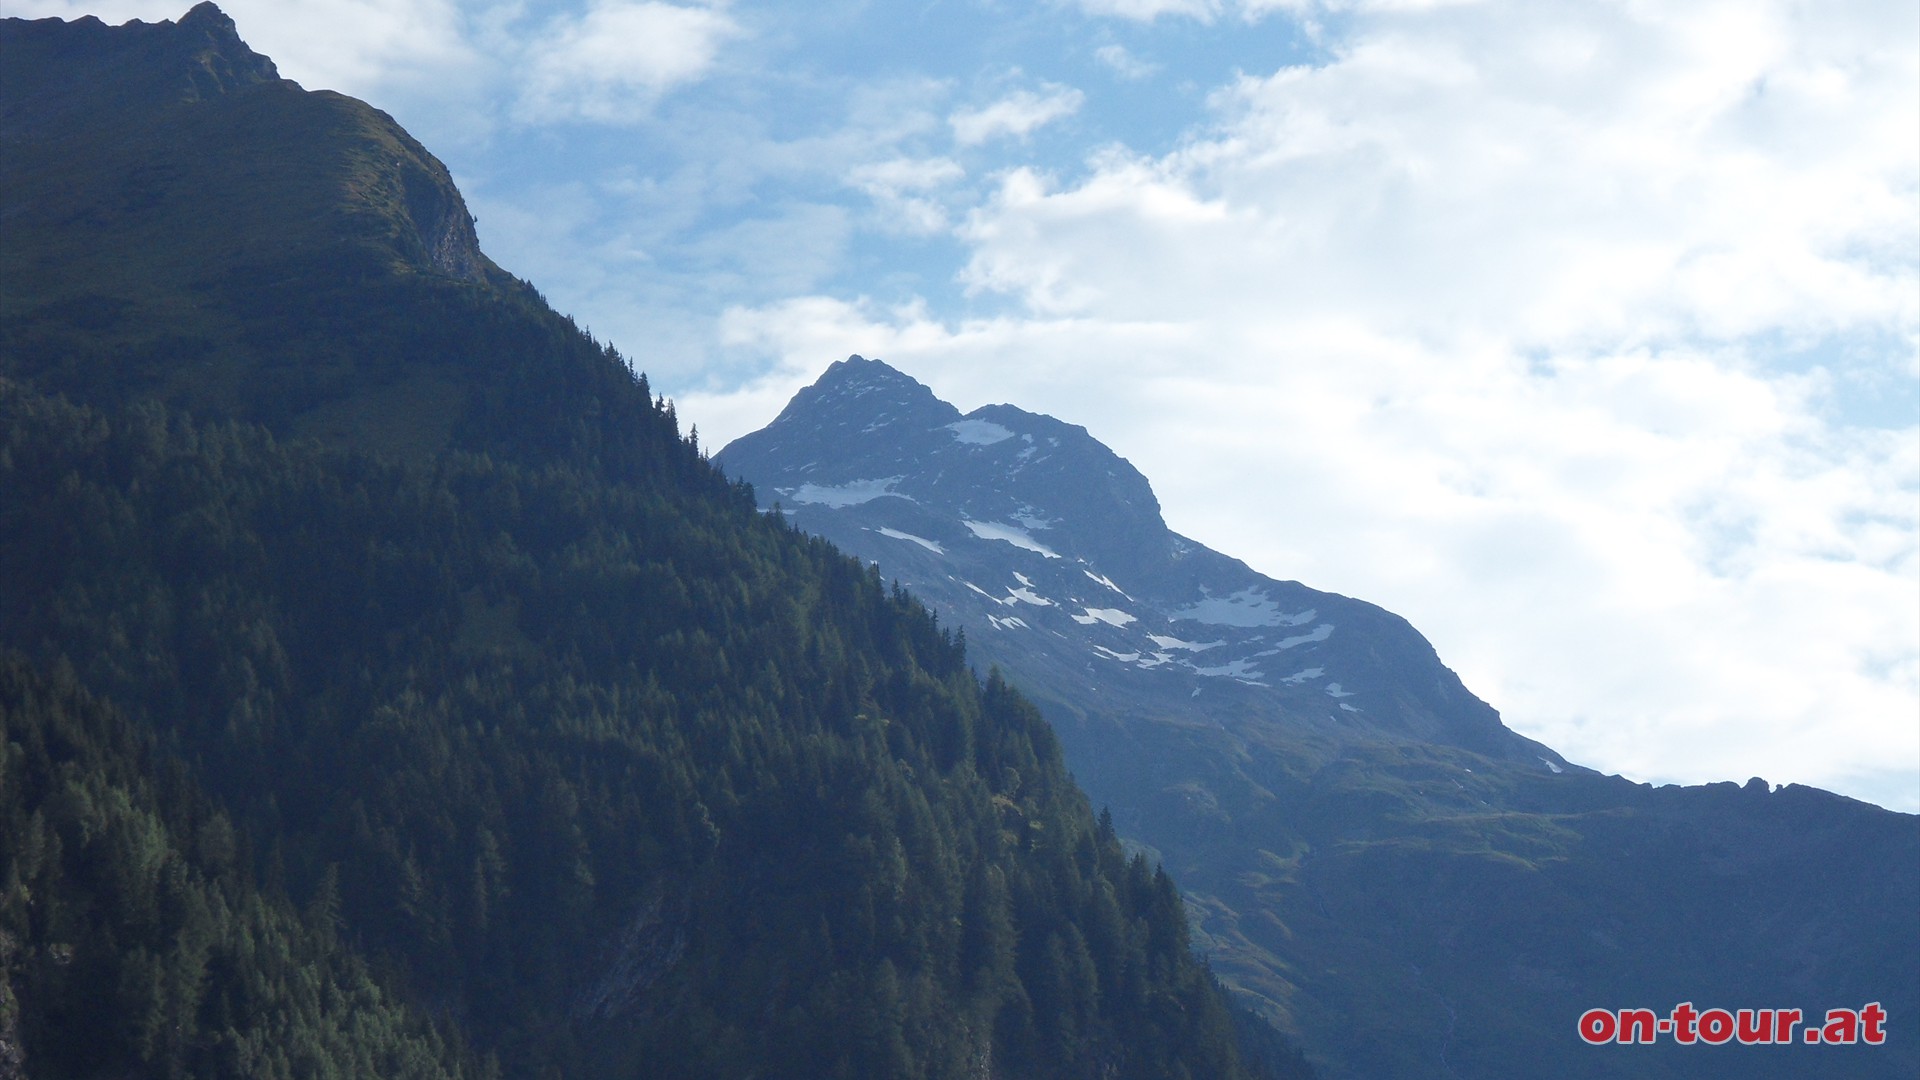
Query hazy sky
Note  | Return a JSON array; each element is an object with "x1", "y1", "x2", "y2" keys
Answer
[{"x1": 23, "y1": 1, "x2": 1919, "y2": 811}]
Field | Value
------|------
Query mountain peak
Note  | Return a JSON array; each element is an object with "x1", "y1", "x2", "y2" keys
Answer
[
  {"x1": 180, "y1": 1, "x2": 234, "y2": 25},
  {"x1": 170, "y1": 2, "x2": 281, "y2": 98},
  {"x1": 176, "y1": 2, "x2": 248, "y2": 41},
  {"x1": 719, "y1": 360, "x2": 1565, "y2": 767},
  {"x1": 764, "y1": 355, "x2": 958, "y2": 433},
  {"x1": 718, "y1": 358, "x2": 1180, "y2": 584},
  {"x1": 822, "y1": 354, "x2": 920, "y2": 390},
  {"x1": 1, "y1": 5, "x2": 281, "y2": 132}
]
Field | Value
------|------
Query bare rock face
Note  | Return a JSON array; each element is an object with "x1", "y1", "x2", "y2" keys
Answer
[
  {"x1": 573, "y1": 882, "x2": 691, "y2": 1023},
  {"x1": 402, "y1": 162, "x2": 488, "y2": 282}
]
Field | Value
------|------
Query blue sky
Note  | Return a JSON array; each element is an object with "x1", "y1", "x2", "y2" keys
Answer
[{"x1": 22, "y1": 1, "x2": 1920, "y2": 811}]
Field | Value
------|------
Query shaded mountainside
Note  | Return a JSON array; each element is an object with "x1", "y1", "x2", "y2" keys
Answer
[
  {"x1": 0, "y1": 8, "x2": 1307, "y2": 1079},
  {"x1": 717, "y1": 356, "x2": 1920, "y2": 1080},
  {"x1": 2, "y1": 3, "x2": 620, "y2": 467},
  {"x1": 0, "y1": 386, "x2": 1283, "y2": 1079},
  {"x1": 0, "y1": 653, "x2": 474, "y2": 1080}
]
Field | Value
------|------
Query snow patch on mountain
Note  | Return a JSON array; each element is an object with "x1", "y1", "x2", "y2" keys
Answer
[
  {"x1": 965, "y1": 582, "x2": 1004, "y2": 604},
  {"x1": 1173, "y1": 587, "x2": 1316, "y2": 628},
  {"x1": 875, "y1": 527, "x2": 943, "y2": 554},
  {"x1": 1072, "y1": 608, "x2": 1137, "y2": 628},
  {"x1": 784, "y1": 476, "x2": 909, "y2": 508},
  {"x1": 1281, "y1": 666, "x2": 1325, "y2": 684},
  {"x1": 1326, "y1": 683, "x2": 1354, "y2": 699},
  {"x1": 1188, "y1": 658, "x2": 1266, "y2": 681},
  {"x1": 947, "y1": 419, "x2": 1015, "y2": 445},
  {"x1": 1273, "y1": 624, "x2": 1335, "y2": 650},
  {"x1": 1083, "y1": 570, "x2": 1130, "y2": 598},
  {"x1": 1147, "y1": 634, "x2": 1224, "y2": 652},
  {"x1": 964, "y1": 578, "x2": 1051, "y2": 608},
  {"x1": 964, "y1": 520, "x2": 1061, "y2": 558},
  {"x1": 988, "y1": 614, "x2": 1029, "y2": 630}
]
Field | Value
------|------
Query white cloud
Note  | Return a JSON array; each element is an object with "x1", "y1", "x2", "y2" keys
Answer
[
  {"x1": 515, "y1": 1, "x2": 739, "y2": 123},
  {"x1": 847, "y1": 157, "x2": 966, "y2": 234},
  {"x1": 1071, "y1": 0, "x2": 1222, "y2": 20},
  {"x1": 236, "y1": 0, "x2": 484, "y2": 99},
  {"x1": 848, "y1": 157, "x2": 966, "y2": 193},
  {"x1": 950, "y1": 83, "x2": 1088, "y2": 145},
  {"x1": 704, "y1": 0, "x2": 1920, "y2": 810},
  {"x1": 1095, "y1": 43, "x2": 1161, "y2": 79},
  {"x1": 961, "y1": 3, "x2": 1918, "y2": 352}
]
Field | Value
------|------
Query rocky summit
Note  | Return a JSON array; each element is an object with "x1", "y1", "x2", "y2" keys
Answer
[{"x1": 718, "y1": 355, "x2": 1568, "y2": 768}]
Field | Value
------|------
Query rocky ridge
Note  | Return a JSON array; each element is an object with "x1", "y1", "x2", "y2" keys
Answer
[{"x1": 718, "y1": 355, "x2": 1568, "y2": 769}]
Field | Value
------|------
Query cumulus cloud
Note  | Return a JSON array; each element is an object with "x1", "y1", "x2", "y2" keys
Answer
[
  {"x1": 846, "y1": 157, "x2": 966, "y2": 234},
  {"x1": 1095, "y1": 43, "x2": 1161, "y2": 79},
  {"x1": 709, "y1": 0, "x2": 1920, "y2": 809},
  {"x1": 963, "y1": 5, "x2": 1918, "y2": 349},
  {"x1": 1071, "y1": 0, "x2": 1223, "y2": 21},
  {"x1": 515, "y1": 1, "x2": 740, "y2": 123},
  {"x1": 950, "y1": 83, "x2": 1087, "y2": 145}
]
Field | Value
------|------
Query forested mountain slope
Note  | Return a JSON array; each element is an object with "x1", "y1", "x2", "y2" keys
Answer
[{"x1": 0, "y1": 7, "x2": 1304, "y2": 1078}]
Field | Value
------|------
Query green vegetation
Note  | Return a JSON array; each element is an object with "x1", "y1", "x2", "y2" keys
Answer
[
  {"x1": 0, "y1": 364, "x2": 1278, "y2": 1079},
  {"x1": 1, "y1": 653, "x2": 476, "y2": 1079},
  {"x1": 0, "y1": 7, "x2": 1310, "y2": 1077}
]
